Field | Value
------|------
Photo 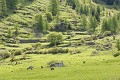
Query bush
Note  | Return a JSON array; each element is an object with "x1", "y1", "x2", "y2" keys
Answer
[
  {"x1": 48, "y1": 47, "x2": 68, "y2": 54},
  {"x1": 47, "y1": 32, "x2": 63, "y2": 46},
  {"x1": 0, "y1": 50, "x2": 10, "y2": 59},
  {"x1": 103, "y1": 31, "x2": 112, "y2": 36},
  {"x1": 116, "y1": 40, "x2": 120, "y2": 51},
  {"x1": 46, "y1": 12, "x2": 53, "y2": 22},
  {"x1": 67, "y1": 36, "x2": 71, "y2": 39},
  {"x1": 69, "y1": 49, "x2": 81, "y2": 54},
  {"x1": 39, "y1": 50, "x2": 48, "y2": 54},
  {"x1": 113, "y1": 52, "x2": 120, "y2": 57},
  {"x1": 14, "y1": 49, "x2": 22, "y2": 55},
  {"x1": 21, "y1": 52, "x2": 27, "y2": 60},
  {"x1": 32, "y1": 42, "x2": 42, "y2": 50}
]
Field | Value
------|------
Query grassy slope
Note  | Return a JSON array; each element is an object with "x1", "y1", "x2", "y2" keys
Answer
[
  {"x1": 0, "y1": 52, "x2": 120, "y2": 80},
  {"x1": 0, "y1": 0, "x2": 118, "y2": 38},
  {"x1": 0, "y1": 0, "x2": 120, "y2": 80},
  {"x1": 0, "y1": 34, "x2": 120, "y2": 80},
  {"x1": 0, "y1": 0, "x2": 81, "y2": 39}
]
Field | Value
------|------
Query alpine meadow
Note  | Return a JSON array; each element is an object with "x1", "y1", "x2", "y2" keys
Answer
[{"x1": 0, "y1": 0, "x2": 120, "y2": 80}]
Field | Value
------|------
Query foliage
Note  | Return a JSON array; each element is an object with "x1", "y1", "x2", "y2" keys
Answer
[
  {"x1": 113, "y1": 52, "x2": 120, "y2": 57},
  {"x1": 116, "y1": 39, "x2": 120, "y2": 51},
  {"x1": 34, "y1": 14, "x2": 44, "y2": 32},
  {"x1": 32, "y1": 42, "x2": 42, "y2": 50},
  {"x1": 48, "y1": 47, "x2": 68, "y2": 54},
  {"x1": 80, "y1": 15, "x2": 87, "y2": 31},
  {"x1": 89, "y1": 16, "x2": 98, "y2": 33},
  {"x1": 44, "y1": 18, "x2": 49, "y2": 31},
  {"x1": 10, "y1": 52, "x2": 15, "y2": 62},
  {"x1": 47, "y1": 32, "x2": 63, "y2": 46},
  {"x1": 103, "y1": 31, "x2": 112, "y2": 36},
  {"x1": 14, "y1": 23, "x2": 20, "y2": 37},
  {"x1": 14, "y1": 49, "x2": 22, "y2": 55},
  {"x1": 6, "y1": 0, "x2": 18, "y2": 9},
  {"x1": 46, "y1": 12, "x2": 53, "y2": 22},
  {"x1": 21, "y1": 52, "x2": 27, "y2": 60},
  {"x1": 7, "y1": 28, "x2": 13, "y2": 38},
  {"x1": 50, "y1": 0, "x2": 59, "y2": 16},
  {"x1": 0, "y1": 50, "x2": 10, "y2": 60},
  {"x1": 0, "y1": 0, "x2": 7, "y2": 16},
  {"x1": 101, "y1": 15, "x2": 119, "y2": 34}
]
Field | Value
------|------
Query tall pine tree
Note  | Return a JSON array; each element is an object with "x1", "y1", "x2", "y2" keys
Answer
[
  {"x1": 0, "y1": 0, "x2": 7, "y2": 16},
  {"x1": 89, "y1": 16, "x2": 98, "y2": 32},
  {"x1": 50, "y1": 0, "x2": 59, "y2": 16},
  {"x1": 7, "y1": 0, "x2": 18, "y2": 9},
  {"x1": 35, "y1": 14, "x2": 44, "y2": 32}
]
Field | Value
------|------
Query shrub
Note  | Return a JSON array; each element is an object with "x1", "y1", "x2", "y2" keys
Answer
[
  {"x1": 113, "y1": 52, "x2": 120, "y2": 57},
  {"x1": 47, "y1": 32, "x2": 63, "y2": 46},
  {"x1": 103, "y1": 31, "x2": 112, "y2": 36},
  {"x1": 69, "y1": 49, "x2": 81, "y2": 54},
  {"x1": 14, "y1": 49, "x2": 22, "y2": 55},
  {"x1": 10, "y1": 52, "x2": 15, "y2": 62},
  {"x1": 116, "y1": 40, "x2": 120, "y2": 51},
  {"x1": 48, "y1": 47, "x2": 68, "y2": 54},
  {"x1": 67, "y1": 36, "x2": 71, "y2": 39},
  {"x1": 70, "y1": 32, "x2": 76, "y2": 37},
  {"x1": 32, "y1": 42, "x2": 42, "y2": 50},
  {"x1": 21, "y1": 52, "x2": 27, "y2": 60},
  {"x1": 39, "y1": 50, "x2": 48, "y2": 54},
  {"x1": 46, "y1": 12, "x2": 53, "y2": 22},
  {"x1": 7, "y1": 28, "x2": 13, "y2": 38},
  {"x1": 0, "y1": 50, "x2": 10, "y2": 60}
]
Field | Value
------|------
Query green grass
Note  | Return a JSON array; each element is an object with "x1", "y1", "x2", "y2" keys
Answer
[
  {"x1": 0, "y1": 50, "x2": 120, "y2": 80},
  {"x1": 0, "y1": 0, "x2": 120, "y2": 80}
]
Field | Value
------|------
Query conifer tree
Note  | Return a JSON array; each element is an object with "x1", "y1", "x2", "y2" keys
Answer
[
  {"x1": 0, "y1": 0, "x2": 7, "y2": 16},
  {"x1": 116, "y1": 39, "x2": 120, "y2": 51},
  {"x1": 81, "y1": 15, "x2": 87, "y2": 31},
  {"x1": 89, "y1": 16, "x2": 98, "y2": 32},
  {"x1": 8, "y1": 28, "x2": 13, "y2": 38},
  {"x1": 14, "y1": 23, "x2": 19, "y2": 37},
  {"x1": 101, "y1": 15, "x2": 119, "y2": 34},
  {"x1": 7, "y1": 0, "x2": 18, "y2": 9},
  {"x1": 55, "y1": 13, "x2": 60, "y2": 25},
  {"x1": 50, "y1": 0, "x2": 59, "y2": 16},
  {"x1": 44, "y1": 18, "x2": 49, "y2": 31},
  {"x1": 35, "y1": 14, "x2": 44, "y2": 32},
  {"x1": 112, "y1": 16, "x2": 118, "y2": 34}
]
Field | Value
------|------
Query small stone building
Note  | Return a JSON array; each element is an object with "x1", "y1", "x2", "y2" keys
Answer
[{"x1": 50, "y1": 61, "x2": 64, "y2": 67}]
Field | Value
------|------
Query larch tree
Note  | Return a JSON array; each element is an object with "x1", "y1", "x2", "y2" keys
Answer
[
  {"x1": 35, "y1": 14, "x2": 44, "y2": 32},
  {"x1": 50, "y1": 0, "x2": 59, "y2": 16},
  {"x1": 89, "y1": 16, "x2": 98, "y2": 33},
  {"x1": 0, "y1": 0, "x2": 7, "y2": 16}
]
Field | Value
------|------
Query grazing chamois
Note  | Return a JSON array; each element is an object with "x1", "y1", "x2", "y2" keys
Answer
[
  {"x1": 41, "y1": 66, "x2": 43, "y2": 69},
  {"x1": 51, "y1": 67, "x2": 55, "y2": 70},
  {"x1": 27, "y1": 66, "x2": 34, "y2": 70}
]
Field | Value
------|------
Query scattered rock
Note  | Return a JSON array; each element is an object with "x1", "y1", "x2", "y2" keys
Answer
[{"x1": 27, "y1": 66, "x2": 34, "y2": 70}]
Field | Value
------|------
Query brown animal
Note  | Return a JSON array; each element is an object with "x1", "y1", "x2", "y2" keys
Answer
[
  {"x1": 51, "y1": 67, "x2": 54, "y2": 70},
  {"x1": 27, "y1": 66, "x2": 34, "y2": 70},
  {"x1": 41, "y1": 66, "x2": 43, "y2": 69},
  {"x1": 83, "y1": 61, "x2": 86, "y2": 64}
]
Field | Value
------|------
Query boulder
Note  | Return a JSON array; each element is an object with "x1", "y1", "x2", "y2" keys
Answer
[{"x1": 85, "y1": 41, "x2": 95, "y2": 45}]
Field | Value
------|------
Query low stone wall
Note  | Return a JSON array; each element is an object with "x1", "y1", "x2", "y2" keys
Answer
[{"x1": 19, "y1": 39, "x2": 40, "y2": 43}]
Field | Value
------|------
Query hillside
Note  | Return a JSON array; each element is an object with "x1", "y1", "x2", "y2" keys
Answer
[{"x1": 0, "y1": 0, "x2": 120, "y2": 80}]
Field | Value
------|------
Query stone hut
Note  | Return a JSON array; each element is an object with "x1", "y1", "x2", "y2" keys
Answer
[{"x1": 50, "y1": 61, "x2": 64, "y2": 67}]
